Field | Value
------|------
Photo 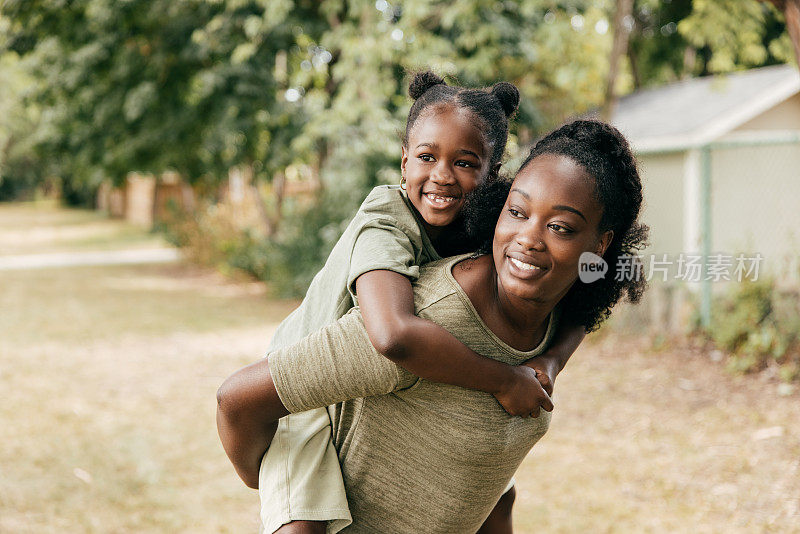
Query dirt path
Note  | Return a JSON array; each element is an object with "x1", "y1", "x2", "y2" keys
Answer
[{"x1": 0, "y1": 247, "x2": 180, "y2": 270}]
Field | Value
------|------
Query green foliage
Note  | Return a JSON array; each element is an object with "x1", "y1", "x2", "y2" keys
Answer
[
  {"x1": 2, "y1": 0, "x2": 797, "y2": 289},
  {"x1": 679, "y1": 0, "x2": 793, "y2": 73},
  {"x1": 232, "y1": 195, "x2": 354, "y2": 297},
  {"x1": 710, "y1": 279, "x2": 800, "y2": 381},
  {"x1": 627, "y1": 0, "x2": 694, "y2": 87},
  {"x1": 0, "y1": 52, "x2": 42, "y2": 200},
  {"x1": 164, "y1": 189, "x2": 357, "y2": 297}
]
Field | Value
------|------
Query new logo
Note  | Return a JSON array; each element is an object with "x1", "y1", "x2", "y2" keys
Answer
[{"x1": 578, "y1": 252, "x2": 608, "y2": 283}]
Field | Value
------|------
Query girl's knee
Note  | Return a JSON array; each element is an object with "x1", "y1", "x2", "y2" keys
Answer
[{"x1": 273, "y1": 520, "x2": 326, "y2": 534}]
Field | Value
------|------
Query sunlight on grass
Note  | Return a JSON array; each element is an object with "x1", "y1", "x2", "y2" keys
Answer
[
  {"x1": 1, "y1": 202, "x2": 798, "y2": 532},
  {"x1": 0, "y1": 263, "x2": 297, "y2": 532},
  {"x1": 0, "y1": 200, "x2": 166, "y2": 255}
]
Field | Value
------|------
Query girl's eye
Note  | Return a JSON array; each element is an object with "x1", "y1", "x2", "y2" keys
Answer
[
  {"x1": 418, "y1": 154, "x2": 435, "y2": 162},
  {"x1": 455, "y1": 160, "x2": 477, "y2": 168}
]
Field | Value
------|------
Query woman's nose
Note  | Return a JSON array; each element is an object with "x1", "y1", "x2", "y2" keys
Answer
[{"x1": 516, "y1": 223, "x2": 546, "y2": 251}]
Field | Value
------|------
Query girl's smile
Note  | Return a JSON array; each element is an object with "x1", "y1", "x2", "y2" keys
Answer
[{"x1": 401, "y1": 104, "x2": 491, "y2": 238}]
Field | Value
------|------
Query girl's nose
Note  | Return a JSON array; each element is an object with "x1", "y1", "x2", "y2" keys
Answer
[{"x1": 430, "y1": 162, "x2": 455, "y2": 184}]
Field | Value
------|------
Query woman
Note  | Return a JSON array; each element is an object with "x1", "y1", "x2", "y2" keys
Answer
[{"x1": 217, "y1": 120, "x2": 648, "y2": 533}]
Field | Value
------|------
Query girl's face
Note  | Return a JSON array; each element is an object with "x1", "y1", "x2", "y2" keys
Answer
[
  {"x1": 492, "y1": 153, "x2": 613, "y2": 304},
  {"x1": 401, "y1": 105, "x2": 492, "y2": 235}
]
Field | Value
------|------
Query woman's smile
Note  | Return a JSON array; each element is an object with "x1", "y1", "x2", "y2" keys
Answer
[
  {"x1": 506, "y1": 254, "x2": 547, "y2": 278},
  {"x1": 493, "y1": 154, "x2": 609, "y2": 304}
]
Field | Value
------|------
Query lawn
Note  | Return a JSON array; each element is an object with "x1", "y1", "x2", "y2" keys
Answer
[{"x1": 1, "y1": 202, "x2": 798, "y2": 532}]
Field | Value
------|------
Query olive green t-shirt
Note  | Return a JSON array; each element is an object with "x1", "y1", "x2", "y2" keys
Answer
[
  {"x1": 269, "y1": 255, "x2": 557, "y2": 533},
  {"x1": 266, "y1": 185, "x2": 440, "y2": 354}
]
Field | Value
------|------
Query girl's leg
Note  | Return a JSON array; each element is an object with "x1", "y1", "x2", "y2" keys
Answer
[
  {"x1": 476, "y1": 486, "x2": 516, "y2": 534},
  {"x1": 274, "y1": 521, "x2": 326, "y2": 534},
  {"x1": 260, "y1": 408, "x2": 351, "y2": 534}
]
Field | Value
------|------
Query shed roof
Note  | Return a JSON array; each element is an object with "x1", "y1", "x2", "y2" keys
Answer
[{"x1": 610, "y1": 64, "x2": 800, "y2": 153}]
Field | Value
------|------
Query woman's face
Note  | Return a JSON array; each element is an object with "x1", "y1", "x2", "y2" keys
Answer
[{"x1": 492, "y1": 153, "x2": 613, "y2": 304}]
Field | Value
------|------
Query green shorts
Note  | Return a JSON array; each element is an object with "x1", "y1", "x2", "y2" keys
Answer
[{"x1": 259, "y1": 407, "x2": 352, "y2": 534}]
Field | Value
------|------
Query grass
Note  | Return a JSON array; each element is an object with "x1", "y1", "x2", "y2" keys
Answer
[
  {"x1": 0, "y1": 262, "x2": 299, "y2": 533},
  {"x1": 1, "y1": 202, "x2": 799, "y2": 532},
  {"x1": 512, "y1": 335, "x2": 800, "y2": 532}
]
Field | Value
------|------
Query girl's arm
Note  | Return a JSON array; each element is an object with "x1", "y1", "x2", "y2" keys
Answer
[
  {"x1": 216, "y1": 358, "x2": 288, "y2": 488},
  {"x1": 521, "y1": 322, "x2": 585, "y2": 397},
  {"x1": 356, "y1": 270, "x2": 551, "y2": 417}
]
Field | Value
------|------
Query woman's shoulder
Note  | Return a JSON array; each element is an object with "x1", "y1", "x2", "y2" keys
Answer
[{"x1": 412, "y1": 255, "x2": 473, "y2": 312}]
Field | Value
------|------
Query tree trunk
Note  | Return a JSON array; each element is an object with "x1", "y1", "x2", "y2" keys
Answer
[
  {"x1": 784, "y1": 0, "x2": 800, "y2": 66},
  {"x1": 627, "y1": 43, "x2": 641, "y2": 89},
  {"x1": 682, "y1": 46, "x2": 697, "y2": 78},
  {"x1": 602, "y1": 0, "x2": 635, "y2": 120},
  {"x1": 763, "y1": 0, "x2": 800, "y2": 68},
  {"x1": 268, "y1": 170, "x2": 286, "y2": 237},
  {"x1": 241, "y1": 164, "x2": 275, "y2": 237}
]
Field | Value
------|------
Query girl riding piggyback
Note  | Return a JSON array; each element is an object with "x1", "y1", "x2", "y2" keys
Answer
[{"x1": 218, "y1": 71, "x2": 586, "y2": 534}]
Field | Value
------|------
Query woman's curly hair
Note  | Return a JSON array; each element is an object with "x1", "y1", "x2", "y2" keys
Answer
[{"x1": 464, "y1": 120, "x2": 649, "y2": 332}]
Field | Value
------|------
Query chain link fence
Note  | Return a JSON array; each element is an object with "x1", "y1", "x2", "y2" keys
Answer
[{"x1": 613, "y1": 133, "x2": 800, "y2": 332}]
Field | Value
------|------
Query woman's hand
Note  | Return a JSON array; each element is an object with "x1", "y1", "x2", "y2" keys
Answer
[{"x1": 493, "y1": 365, "x2": 553, "y2": 418}]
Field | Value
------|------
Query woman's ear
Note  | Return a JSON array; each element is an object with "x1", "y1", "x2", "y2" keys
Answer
[
  {"x1": 596, "y1": 230, "x2": 614, "y2": 257},
  {"x1": 401, "y1": 146, "x2": 408, "y2": 177}
]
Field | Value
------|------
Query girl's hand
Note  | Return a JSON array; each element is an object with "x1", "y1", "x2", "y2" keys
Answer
[
  {"x1": 493, "y1": 365, "x2": 553, "y2": 418},
  {"x1": 522, "y1": 355, "x2": 559, "y2": 397}
]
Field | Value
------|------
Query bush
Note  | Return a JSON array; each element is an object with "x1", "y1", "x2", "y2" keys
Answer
[
  {"x1": 710, "y1": 278, "x2": 800, "y2": 381},
  {"x1": 163, "y1": 189, "x2": 359, "y2": 298},
  {"x1": 0, "y1": 157, "x2": 41, "y2": 201}
]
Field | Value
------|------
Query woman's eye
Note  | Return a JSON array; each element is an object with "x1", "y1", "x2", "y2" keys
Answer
[
  {"x1": 508, "y1": 208, "x2": 524, "y2": 218},
  {"x1": 549, "y1": 223, "x2": 573, "y2": 234}
]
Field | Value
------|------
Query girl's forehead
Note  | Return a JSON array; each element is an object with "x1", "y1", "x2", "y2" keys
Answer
[{"x1": 409, "y1": 104, "x2": 489, "y2": 149}]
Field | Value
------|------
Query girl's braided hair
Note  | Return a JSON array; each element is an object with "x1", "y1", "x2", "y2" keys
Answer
[{"x1": 405, "y1": 71, "x2": 520, "y2": 172}]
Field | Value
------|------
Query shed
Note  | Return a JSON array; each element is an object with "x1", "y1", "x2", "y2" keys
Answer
[{"x1": 610, "y1": 64, "x2": 800, "y2": 286}]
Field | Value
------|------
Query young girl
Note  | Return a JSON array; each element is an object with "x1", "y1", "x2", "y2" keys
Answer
[{"x1": 221, "y1": 72, "x2": 585, "y2": 534}]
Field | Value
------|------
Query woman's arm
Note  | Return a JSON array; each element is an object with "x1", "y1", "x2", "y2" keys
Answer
[
  {"x1": 522, "y1": 321, "x2": 585, "y2": 397},
  {"x1": 356, "y1": 270, "x2": 551, "y2": 417},
  {"x1": 216, "y1": 358, "x2": 289, "y2": 488},
  {"x1": 217, "y1": 310, "x2": 407, "y2": 488}
]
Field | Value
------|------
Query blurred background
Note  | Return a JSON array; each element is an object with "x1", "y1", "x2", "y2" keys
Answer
[{"x1": 1, "y1": 1, "x2": 798, "y2": 532}]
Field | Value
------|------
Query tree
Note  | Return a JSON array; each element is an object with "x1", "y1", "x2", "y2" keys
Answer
[
  {"x1": 678, "y1": 0, "x2": 794, "y2": 73},
  {"x1": 760, "y1": 0, "x2": 800, "y2": 66},
  {"x1": 602, "y1": 0, "x2": 634, "y2": 119}
]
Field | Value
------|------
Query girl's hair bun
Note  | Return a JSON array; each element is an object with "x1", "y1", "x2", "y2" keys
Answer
[
  {"x1": 490, "y1": 82, "x2": 520, "y2": 117},
  {"x1": 409, "y1": 71, "x2": 446, "y2": 100}
]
